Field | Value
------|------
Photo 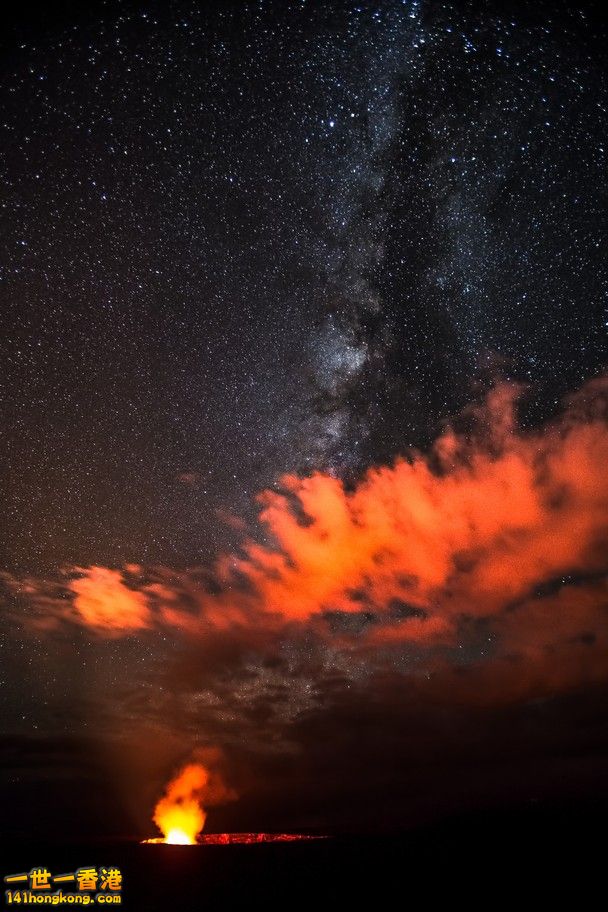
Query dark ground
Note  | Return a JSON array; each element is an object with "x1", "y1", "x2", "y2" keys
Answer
[{"x1": 1, "y1": 802, "x2": 604, "y2": 909}]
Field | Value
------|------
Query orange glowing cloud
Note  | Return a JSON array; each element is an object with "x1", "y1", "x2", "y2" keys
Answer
[
  {"x1": 69, "y1": 566, "x2": 151, "y2": 634},
  {"x1": 222, "y1": 375, "x2": 608, "y2": 638},
  {"x1": 8, "y1": 375, "x2": 608, "y2": 672}
]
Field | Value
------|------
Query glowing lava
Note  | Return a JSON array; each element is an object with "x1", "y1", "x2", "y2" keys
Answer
[{"x1": 143, "y1": 832, "x2": 325, "y2": 845}]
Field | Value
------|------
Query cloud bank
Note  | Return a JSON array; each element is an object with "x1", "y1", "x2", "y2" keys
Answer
[{"x1": 4, "y1": 375, "x2": 608, "y2": 708}]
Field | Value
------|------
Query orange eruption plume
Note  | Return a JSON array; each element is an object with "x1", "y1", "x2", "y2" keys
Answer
[
  {"x1": 152, "y1": 763, "x2": 208, "y2": 845},
  {"x1": 144, "y1": 751, "x2": 237, "y2": 845}
]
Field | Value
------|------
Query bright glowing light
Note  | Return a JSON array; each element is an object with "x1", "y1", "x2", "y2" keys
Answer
[{"x1": 165, "y1": 828, "x2": 195, "y2": 845}]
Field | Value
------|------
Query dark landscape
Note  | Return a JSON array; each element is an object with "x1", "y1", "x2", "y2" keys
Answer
[{"x1": 3, "y1": 803, "x2": 606, "y2": 909}]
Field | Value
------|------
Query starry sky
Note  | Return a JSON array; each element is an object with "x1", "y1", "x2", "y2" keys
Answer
[{"x1": 1, "y1": 0, "x2": 608, "y2": 840}]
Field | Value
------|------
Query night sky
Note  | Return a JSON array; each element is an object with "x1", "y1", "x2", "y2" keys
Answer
[{"x1": 1, "y1": 0, "x2": 608, "y2": 842}]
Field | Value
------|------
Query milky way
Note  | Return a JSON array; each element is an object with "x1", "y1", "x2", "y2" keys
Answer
[{"x1": 2, "y1": 0, "x2": 606, "y2": 572}]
